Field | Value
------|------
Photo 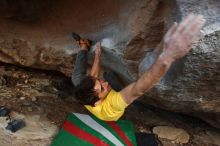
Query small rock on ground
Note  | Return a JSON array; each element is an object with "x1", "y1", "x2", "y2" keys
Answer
[{"x1": 153, "y1": 126, "x2": 190, "y2": 144}]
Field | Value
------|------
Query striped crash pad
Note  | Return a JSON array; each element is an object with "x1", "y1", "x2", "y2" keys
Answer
[{"x1": 51, "y1": 113, "x2": 137, "y2": 146}]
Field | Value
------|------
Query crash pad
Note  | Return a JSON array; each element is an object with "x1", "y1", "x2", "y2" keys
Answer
[{"x1": 51, "y1": 113, "x2": 137, "y2": 146}]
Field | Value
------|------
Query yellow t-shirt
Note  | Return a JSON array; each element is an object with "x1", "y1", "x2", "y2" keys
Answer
[{"x1": 85, "y1": 89, "x2": 128, "y2": 121}]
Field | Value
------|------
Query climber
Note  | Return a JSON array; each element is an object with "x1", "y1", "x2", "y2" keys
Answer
[{"x1": 72, "y1": 14, "x2": 205, "y2": 121}]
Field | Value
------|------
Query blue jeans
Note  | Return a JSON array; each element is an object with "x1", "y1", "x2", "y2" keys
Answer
[
  {"x1": 71, "y1": 50, "x2": 123, "y2": 91},
  {"x1": 72, "y1": 50, "x2": 88, "y2": 86}
]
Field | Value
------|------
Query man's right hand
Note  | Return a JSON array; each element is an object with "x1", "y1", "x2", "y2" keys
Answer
[
  {"x1": 79, "y1": 39, "x2": 91, "y2": 51},
  {"x1": 162, "y1": 14, "x2": 205, "y2": 63},
  {"x1": 95, "y1": 42, "x2": 101, "y2": 57},
  {"x1": 90, "y1": 42, "x2": 102, "y2": 78}
]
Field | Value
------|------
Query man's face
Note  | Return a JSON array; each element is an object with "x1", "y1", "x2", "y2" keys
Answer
[{"x1": 94, "y1": 79, "x2": 111, "y2": 99}]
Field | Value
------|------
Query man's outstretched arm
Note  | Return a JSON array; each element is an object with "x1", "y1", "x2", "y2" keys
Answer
[
  {"x1": 120, "y1": 14, "x2": 205, "y2": 104},
  {"x1": 90, "y1": 42, "x2": 102, "y2": 78}
]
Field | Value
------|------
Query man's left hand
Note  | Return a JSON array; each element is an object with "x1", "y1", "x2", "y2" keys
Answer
[{"x1": 162, "y1": 14, "x2": 205, "y2": 63}]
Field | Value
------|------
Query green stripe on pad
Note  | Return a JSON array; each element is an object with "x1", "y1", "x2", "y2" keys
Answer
[
  {"x1": 51, "y1": 129, "x2": 93, "y2": 146},
  {"x1": 116, "y1": 120, "x2": 137, "y2": 146}
]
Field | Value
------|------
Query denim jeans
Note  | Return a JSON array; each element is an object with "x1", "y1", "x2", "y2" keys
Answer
[
  {"x1": 72, "y1": 50, "x2": 88, "y2": 86},
  {"x1": 71, "y1": 50, "x2": 123, "y2": 91}
]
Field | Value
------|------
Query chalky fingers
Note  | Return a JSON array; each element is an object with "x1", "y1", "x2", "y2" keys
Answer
[
  {"x1": 176, "y1": 14, "x2": 196, "y2": 35},
  {"x1": 164, "y1": 22, "x2": 178, "y2": 42},
  {"x1": 182, "y1": 15, "x2": 205, "y2": 39}
]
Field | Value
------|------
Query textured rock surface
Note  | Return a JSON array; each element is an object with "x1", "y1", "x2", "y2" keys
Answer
[
  {"x1": 141, "y1": 31, "x2": 220, "y2": 128},
  {"x1": 0, "y1": 0, "x2": 219, "y2": 128},
  {"x1": 137, "y1": 0, "x2": 220, "y2": 128},
  {"x1": 205, "y1": 130, "x2": 220, "y2": 146}
]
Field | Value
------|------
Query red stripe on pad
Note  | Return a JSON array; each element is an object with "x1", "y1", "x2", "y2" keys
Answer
[
  {"x1": 63, "y1": 120, "x2": 109, "y2": 146},
  {"x1": 107, "y1": 121, "x2": 133, "y2": 146}
]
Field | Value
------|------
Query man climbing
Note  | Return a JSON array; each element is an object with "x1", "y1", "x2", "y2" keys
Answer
[{"x1": 72, "y1": 14, "x2": 205, "y2": 121}]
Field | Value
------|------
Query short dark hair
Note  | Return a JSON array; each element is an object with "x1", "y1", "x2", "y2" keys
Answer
[{"x1": 74, "y1": 76, "x2": 99, "y2": 106}]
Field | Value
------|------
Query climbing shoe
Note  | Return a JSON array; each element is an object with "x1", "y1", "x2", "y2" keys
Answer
[{"x1": 72, "y1": 32, "x2": 81, "y2": 41}]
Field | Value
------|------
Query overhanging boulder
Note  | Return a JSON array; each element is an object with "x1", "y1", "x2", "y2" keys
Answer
[{"x1": 0, "y1": 0, "x2": 219, "y2": 128}]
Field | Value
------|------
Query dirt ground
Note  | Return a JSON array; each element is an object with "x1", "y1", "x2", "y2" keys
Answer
[
  {"x1": 0, "y1": 63, "x2": 84, "y2": 125},
  {"x1": 0, "y1": 63, "x2": 220, "y2": 146}
]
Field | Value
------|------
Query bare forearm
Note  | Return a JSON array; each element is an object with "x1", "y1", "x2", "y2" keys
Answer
[
  {"x1": 90, "y1": 55, "x2": 101, "y2": 78},
  {"x1": 121, "y1": 54, "x2": 173, "y2": 104},
  {"x1": 136, "y1": 54, "x2": 172, "y2": 93}
]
